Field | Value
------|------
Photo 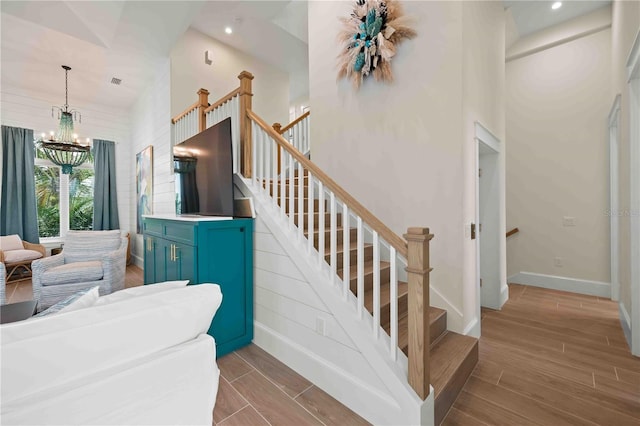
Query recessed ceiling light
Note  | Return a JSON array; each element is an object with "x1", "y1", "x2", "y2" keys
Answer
[
  {"x1": 551, "y1": 2, "x2": 562, "y2": 10},
  {"x1": 224, "y1": 26, "x2": 233, "y2": 35}
]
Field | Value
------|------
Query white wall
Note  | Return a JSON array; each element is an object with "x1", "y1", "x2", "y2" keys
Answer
[
  {"x1": 506, "y1": 23, "x2": 612, "y2": 284},
  {"x1": 0, "y1": 86, "x2": 131, "y2": 238},
  {"x1": 129, "y1": 59, "x2": 172, "y2": 266},
  {"x1": 170, "y1": 28, "x2": 289, "y2": 128},
  {"x1": 611, "y1": 0, "x2": 640, "y2": 342},
  {"x1": 308, "y1": 1, "x2": 504, "y2": 334},
  {"x1": 462, "y1": 1, "x2": 506, "y2": 329}
]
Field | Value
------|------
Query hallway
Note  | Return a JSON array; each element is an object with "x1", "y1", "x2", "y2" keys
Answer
[{"x1": 443, "y1": 284, "x2": 639, "y2": 425}]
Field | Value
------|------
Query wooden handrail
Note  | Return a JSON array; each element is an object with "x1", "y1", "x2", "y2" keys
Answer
[
  {"x1": 171, "y1": 101, "x2": 200, "y2": 124},
  {"x1": 279, "y1": 111, "x2": 310, "y2": 134},
  {"x1": 204, "y1": 88, "x2": 240, "y2": 114},
  {"x1": 247, "y1": 109, "x2": 408, "y2": 258},
  {"x1": 506, "y1": 227, "x2": 519, "y2": 238}
]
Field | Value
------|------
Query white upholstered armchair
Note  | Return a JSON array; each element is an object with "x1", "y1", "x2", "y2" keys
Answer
[{"x1": 32, "y1": 230, "x2": 127, "y2": 311}]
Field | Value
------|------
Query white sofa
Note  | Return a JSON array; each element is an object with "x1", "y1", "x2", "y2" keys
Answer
[{"x1": 1, "y1": 283, "x2": 223, "y2": 425}]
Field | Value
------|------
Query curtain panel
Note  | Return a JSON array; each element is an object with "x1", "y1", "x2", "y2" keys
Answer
[
  {"x1": 0, "y1": 125, "x2": 39, "y2": 242},
  {"x1": 92, "y1": 139, "x2": 120, "y2": 230}
]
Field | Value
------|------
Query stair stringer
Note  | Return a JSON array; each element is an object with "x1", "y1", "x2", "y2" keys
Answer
[{"x1": 236, "y1": 176, "x2": 435, "y2": 426}]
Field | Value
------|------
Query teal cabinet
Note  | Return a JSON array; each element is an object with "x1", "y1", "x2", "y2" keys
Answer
[{"x1": 143, "y1": 217, "x2": 254, "y2": 357}]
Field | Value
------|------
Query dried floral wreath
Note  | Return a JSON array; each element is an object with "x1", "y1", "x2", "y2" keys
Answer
[{"x1": 337, "y1": 0, "x2": 416, "y2": 89}]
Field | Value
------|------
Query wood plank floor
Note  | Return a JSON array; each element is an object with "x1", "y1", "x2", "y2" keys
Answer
[
  {"x1": 442, "y1": 284, "x2": 640, "y2": 426},
  {"x1": 8, "y1": 271, "x2": 638, "y2": 425}
]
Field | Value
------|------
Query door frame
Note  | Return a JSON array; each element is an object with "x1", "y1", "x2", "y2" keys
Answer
[
  {"x1": 609, "y1": 94, "x2": 621, "y2": 302},
  {"x1": 626, "y1": 30, "x2": 640, "y2": 356},
  {"x1": 475, "y1": 122, "x2": 507, "y2": 311}
]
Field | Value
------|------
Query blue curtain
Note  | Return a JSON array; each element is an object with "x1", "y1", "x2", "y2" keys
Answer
[
  {"x1": 92, "y1": 139, "x2": 120, "y2": 230},
  {"x1": 1, "y1": 125, "x2": 39, "y2": 242}
]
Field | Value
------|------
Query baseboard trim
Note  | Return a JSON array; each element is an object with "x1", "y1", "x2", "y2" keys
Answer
[
  {"x1": 619, "y1": 302, "x2": 632, "y2": 349},
  {"x1": 463, "y1": 318, "x2": 480, "y2": 338},
  {"x1": 508, "y1": 272, "x2": 611, "y2": 298}
]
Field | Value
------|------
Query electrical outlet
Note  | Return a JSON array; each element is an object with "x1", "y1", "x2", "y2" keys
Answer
[
  {"x1": 315, "y1": 317, "x2": 326, "y2": 336},
  {"x1": 554, "y1": 257, "x2": 563, "y2": 267},
  {"x1": 563, "y1": 216, "x2": 576, "y2": 227}
]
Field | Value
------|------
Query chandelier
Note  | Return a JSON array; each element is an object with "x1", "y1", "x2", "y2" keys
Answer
[{"x1": 38, "y1": 65, "x2": 90, "y2": 174}]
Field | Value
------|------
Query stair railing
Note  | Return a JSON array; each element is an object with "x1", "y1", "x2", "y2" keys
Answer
[
  {"x1": 170, "y1": 71, "x2": 254, "y2": 176},
  {"x1": 247, "y1": 109, "x2": 433, "y2": 400},
  {"x1": 273, "y1": 110, "x2": 311, "y2": 155}
]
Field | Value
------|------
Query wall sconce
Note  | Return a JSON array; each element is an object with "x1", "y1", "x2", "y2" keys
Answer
[{"x1": 205, "y1": 50, "x2": 213, "y2": 65}]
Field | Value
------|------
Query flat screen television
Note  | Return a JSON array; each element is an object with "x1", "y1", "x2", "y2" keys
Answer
[{"x1": 173, "y1": 118, "x2": 234, "y2": 217}]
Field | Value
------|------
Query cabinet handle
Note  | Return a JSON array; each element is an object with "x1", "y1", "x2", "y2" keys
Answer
[{"x1": 170, "y1": 244, "x2": 175, "y2": 261}]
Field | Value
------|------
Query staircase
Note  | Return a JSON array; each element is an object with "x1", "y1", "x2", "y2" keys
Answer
[
  {"x1": 171, "y1": 72, "x2": 478, "y2": 424},
  {"x1": 263, "y1": 171, "x2": 478, "y2": 425}
]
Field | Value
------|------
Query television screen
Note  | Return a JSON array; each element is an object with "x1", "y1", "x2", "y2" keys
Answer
[{"x1": 173, "y1": 118, "x2": 234, "y2": 217}]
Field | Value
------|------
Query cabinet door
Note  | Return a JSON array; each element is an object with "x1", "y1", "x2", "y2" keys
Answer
[
  {"x1": 199, "y1": 227, "x2": 247, "y2": 345},
  {"x1": 167, "y1": 242, "x2": 196, "y2": 283},
  {"x1": 143, "y1": 236, "x2": 157, "y2": 284}
]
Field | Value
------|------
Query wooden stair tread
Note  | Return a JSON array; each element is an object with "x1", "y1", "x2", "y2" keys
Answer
[
  {"x1": 363, "y1": 280, "x2": 408, "y2": 312},
  {"x1": 327, "y1": 240, "x2": 373, "y2": 255},
  {"x1": 337, "y1": 260, "x2": 390, "y2": 280},
  {"x1": 394, "y1": 306, "x2": 449, "y2": 349},
  {"x1": 431, "y1": 332, "x2": 478, "y2": 425}
]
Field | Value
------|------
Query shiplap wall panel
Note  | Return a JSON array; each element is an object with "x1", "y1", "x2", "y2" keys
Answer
[
  {"x1": 254, "y1": 250, "x2": 307, "y2": 282},
  {"x1": 255, "y1": 286, "x2": 356, "y2": 349},
  {"x1": 254, "y1": 269, "x2": 328, "y2": 312},
  {"x1": 129, "y1": 59, "x2": 172, "y2": 265},
  {"x1": 255, "y1": 304, "x2": 389, "y2": 393}
]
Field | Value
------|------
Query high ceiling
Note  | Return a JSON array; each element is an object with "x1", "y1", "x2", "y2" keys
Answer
[
  {"x1": 1, "y1": 1, "x2": 203, "y2": 109},
  {"x1": 1, "y1": 1, "x2": 614, "y2": 111},
  {"x1": 504, "y1": 0, "x2": 611, "y2": 38}
]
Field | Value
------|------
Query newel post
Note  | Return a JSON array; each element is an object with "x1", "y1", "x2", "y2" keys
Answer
[
  {"x1": 404, "y1": 227, "x2": 434, "y2": 400},
  {"x1": 197, "y1": 88, "x2": 209, "y2": 133},
  {"x1": 273, "y1": 123, "x2": 283, "y2": 171},
  {"x1": 238, "y1": 70, "x2": 254, "y2": 177}
]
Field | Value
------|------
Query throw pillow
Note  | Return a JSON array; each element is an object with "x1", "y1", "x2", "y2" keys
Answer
[
  {"x1": 33, "y1": 286, "x2": 100, "y2": 317},
  {"x1": 94, "y1": 280, "x2": 190, "y2": 306}
]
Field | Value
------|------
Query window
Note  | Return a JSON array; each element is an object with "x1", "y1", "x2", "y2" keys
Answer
[{"x1": 35, "y1": 145, "x2": 94, "y2": 239}]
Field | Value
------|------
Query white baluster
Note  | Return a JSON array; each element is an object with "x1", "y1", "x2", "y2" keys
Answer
[
  {"x1": 264, "y1": 133, "x2": 269, "y2": 195},
  {"x1": 272, "y1": 140, "x2": 277, "y2": 209},
  {"x1": 390, "y1": 247, "x2": 398, "y2": 361},
  {"x1": 305, "y1": 118, "x2": 310, "y2": 153},
  {"x1": 357, "y1": 217, "x2": 364, "y2": 318},
  {"x1": 373, "y1": 231, "x2": 380, "y2": 339},
  {"x1": 342, "y1": 203, "x2": 350, "y2": 300},
  {"x1": 318, "y1": 181, "x2": 325, "y2": 267},
  {"x1": 330, "y1": 192, "x2": 337, "y2": 283},
  {"x1": 279, "y1": 146, "x2": 285, "y2": 219},
  {"x1": 258, "y1": 128, "x2": 265, "y2": 193},
  {"x1": 234, "y1": 97, "x2": 240, "y2": 173},
  {"x1": 288, "y1": 151, "x2": 295, "y2": 230},
  {"x1": 307, "y1": 173, "x2": 314, "y2": 254},
  {"x1": 297, "y1": 162, "x2": 304, "y2": 239},
  {"x1": 251, "y1": 122, "x2": 257, "y2": 187}
]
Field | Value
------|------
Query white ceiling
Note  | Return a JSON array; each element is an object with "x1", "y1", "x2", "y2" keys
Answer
[
  {"x1": 3, "y1": 1, "x2": 608, "y2": 112},
  {"x1": 504, "y1": 0, "x2": 611, "y2": 38},
  {"x1": 1, "y1": 1, "x2": 203, "y2": 109}
]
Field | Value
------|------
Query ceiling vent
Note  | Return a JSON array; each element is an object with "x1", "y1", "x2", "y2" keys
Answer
[{"x1": 110, "y1": 77, "x2": 122, "y2": 85}]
